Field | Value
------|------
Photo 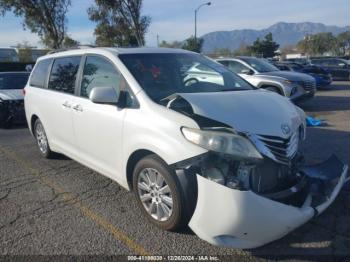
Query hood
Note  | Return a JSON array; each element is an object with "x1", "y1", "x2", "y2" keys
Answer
[
  {"x1": 0, "y1": 89, "x2": 24, "y2": 101},
  {"x1": 257, "y1": 70, "x2": 314, "y2": 82},
  {"x1": 177, "y1": 90, "x2": 304, "y2": 138}
]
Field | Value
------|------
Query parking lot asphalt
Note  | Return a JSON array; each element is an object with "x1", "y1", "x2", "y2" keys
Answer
[{"x1": 0, "y1": 82, "x2": 350, "y2": 258}]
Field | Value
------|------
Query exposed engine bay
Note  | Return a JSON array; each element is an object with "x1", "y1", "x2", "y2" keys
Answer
[{"x1": 160, "y1": 92, "x2": 349, "y2": 249}]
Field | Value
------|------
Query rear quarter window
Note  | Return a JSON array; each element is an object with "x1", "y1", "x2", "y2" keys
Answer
[
  {"x1": 30, "y1": 59, "x2": 52, "y2": 88},
  {"x1": 48, "y1": 56, "x2": 81, "y2": 94}
]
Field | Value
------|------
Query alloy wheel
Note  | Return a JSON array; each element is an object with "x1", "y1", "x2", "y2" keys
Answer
[
  {"x1": 137, "y1": 168, "x2": 173, "y2": 222},
  {"x1": 35, "y1": 122, "x2": 48, "y2": 154}
]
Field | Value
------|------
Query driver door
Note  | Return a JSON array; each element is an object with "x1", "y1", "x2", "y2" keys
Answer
[{"x1": 71, "y1": 55, "x2": 126, "y2": 180}]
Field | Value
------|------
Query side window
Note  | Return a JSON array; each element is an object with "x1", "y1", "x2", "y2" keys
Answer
[
  {"x1": 228, "y1": 61, "x2": 249, "y2": 74},
  {"x1": 334, "y1": 59, "x2": 346, "y2": 67},
  {"x1": 48, "y1": 56, "x2": 81, "y2": 94},
  {"x1": 322, "y1": 59, "x2": 333, "y2": 66},
  {"x1": 80, "y1": 56, "x2": 121, "y2": 98},
  {"x1": 30, "y1": 59, "x2": 52, "y2": 88},
  {"x1": 218, "y1": 60, "x2": 229, "y2": 67}
]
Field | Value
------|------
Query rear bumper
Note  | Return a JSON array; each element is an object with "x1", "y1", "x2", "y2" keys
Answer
[{"x1": 189, "y1": 156, "x2": 349, "y2": 249}]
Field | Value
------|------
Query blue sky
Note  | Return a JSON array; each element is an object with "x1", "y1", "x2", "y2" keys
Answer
[{"x1": 0, "y1": 0, "x2": 349, "y2": 47}]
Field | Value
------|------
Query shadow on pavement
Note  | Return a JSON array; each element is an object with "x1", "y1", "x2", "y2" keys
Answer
[
  {"x1": 301, "y1": 95, "x2": 350, "y2": 112},
  {"x1": 0, "y1": 122, "x2": 28, "y2": 130}
]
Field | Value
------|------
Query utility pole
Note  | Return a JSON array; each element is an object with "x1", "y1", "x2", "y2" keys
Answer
[{"x1": 194, "y1": 2, "x2": 211, "y2": 42}]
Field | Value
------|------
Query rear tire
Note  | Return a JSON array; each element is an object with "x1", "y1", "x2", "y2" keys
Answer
[
  {"x1": 132, "y1": 154, "x2": 188, "y2": 231},
  {"x1": 34, "y1": 119, "x2": 54, "y2": 159}
]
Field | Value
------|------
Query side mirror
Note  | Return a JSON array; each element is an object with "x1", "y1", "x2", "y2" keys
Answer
[
  {"x1": 89, "y1": 86, "x2": 120, "y2": 105},
  {"x1": 241, "y1": 69, "x2": 254, "y2": 75}
]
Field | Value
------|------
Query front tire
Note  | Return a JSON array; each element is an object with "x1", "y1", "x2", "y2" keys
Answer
[
  {"x1": 132, "y1": 154, "x2": 187, "y2": 231},
  {"x1": 34, "y1": 119, "x2": 54, "y2": 159}
]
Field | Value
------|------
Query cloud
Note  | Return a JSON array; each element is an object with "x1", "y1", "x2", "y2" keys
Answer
[
  {"x1": 68, "y1": 29, "x2": 95, "y2": 45},
  {"x1": 0, "y1": 0, "x2": 349, "y2": 48},
  {"x1": 0, "y1": 30, "x2": 41, "y2": 47}
]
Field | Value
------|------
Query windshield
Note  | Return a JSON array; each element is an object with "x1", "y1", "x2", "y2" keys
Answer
[
  {"x1": 119, "y1": 53, "x2": 253, "y2": 102},
  {"x1": 340, "y1": 59, "x2": 350, "y2": 65},
  {"x1": 0, "y1": 73, "x2": 29, "y2": 90},
  {"x1": 0, "y1": 49, "x2": 18, "y2": 62},
  {"x1": 241, "y1": 57, "x2": 280, "y2": 73}
]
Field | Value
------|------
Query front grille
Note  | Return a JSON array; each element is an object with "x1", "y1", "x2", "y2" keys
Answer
[
  {"x1": 256, "y1": 129, "x2": 299, "y2": 165},
  {"x1": 300, "y1": 80, "x2": 316, "y2": 91}
]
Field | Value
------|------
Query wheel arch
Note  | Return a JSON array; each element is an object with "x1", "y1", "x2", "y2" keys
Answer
[
  {"x1": 30, "y1": 114, "x2": 39, "y2": 135},
  {"x1": 126, "y1": 149, "x2": 158, "y2": 190},
  {"x1": 258, "y1": 82, "x2": 284, "y2": 95},
  {"x1": 127, "y1": 149, "x2": 199, "y2": 227}
]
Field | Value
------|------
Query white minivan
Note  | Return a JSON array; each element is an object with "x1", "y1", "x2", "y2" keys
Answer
[{"x1": 24, "y1": 47, "x2": 349, "y2": 249}]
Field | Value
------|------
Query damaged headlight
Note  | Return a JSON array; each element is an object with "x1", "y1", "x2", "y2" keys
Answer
[{"x1": 181, "y1": 127, "x2": 263, "y2": 162}]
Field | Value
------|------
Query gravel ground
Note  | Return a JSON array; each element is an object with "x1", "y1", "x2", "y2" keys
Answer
[{"x1": 0, "y1": 82, "x2": 349, "y2": 260}]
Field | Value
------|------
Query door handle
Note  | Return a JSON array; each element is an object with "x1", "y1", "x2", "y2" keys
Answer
[
  {"x1": 72, "y1": 104, "x2": 83, "y2": 112},
  {"x1": 62, "y1": 101, "x2": 71, "y2": 108}
]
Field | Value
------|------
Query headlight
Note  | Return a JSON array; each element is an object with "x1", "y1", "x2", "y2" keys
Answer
[
  {"x1": 181, "y1": 127, "x2": 263, "y2": 162},
  {"x1": 283, "y1": 79, "x2": 293, "y2": 85}
]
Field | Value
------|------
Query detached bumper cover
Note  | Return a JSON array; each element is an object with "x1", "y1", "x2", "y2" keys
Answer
[{"x1": 189, "y1": 155, "x2": 349, "y2": 249}]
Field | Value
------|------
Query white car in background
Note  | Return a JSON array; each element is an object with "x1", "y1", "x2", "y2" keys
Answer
[
  {"x1": 24, "y1": 47, "x2": 349, "y2": 249},
  {"x1": 217, "y1": 56, "x2": 316, "y2": 101}
]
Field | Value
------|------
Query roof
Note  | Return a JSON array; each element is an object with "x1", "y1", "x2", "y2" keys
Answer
[
  {"x1": 39, "y1": 47, "x2": 194, "y2": 61},
  {"x1": 216, "y1": 56, "x2": 257, "y2": 61},
  {"x1": 104, "y1": 47, "x2": 193, "y2": 54},
  {"x1": 0, "y1": 71, "x2": 30, "y2": 75}
]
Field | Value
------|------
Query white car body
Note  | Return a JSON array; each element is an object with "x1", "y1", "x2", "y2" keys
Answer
[
  {"x1": 24, "y1": 48, "x2": 349, "y2": 249},
  {"x1": 216, "y1": 57, "x2": 316, "y2": 101}
]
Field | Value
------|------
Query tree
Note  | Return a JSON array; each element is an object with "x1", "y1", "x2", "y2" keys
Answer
[
  {"x1": 88, "y1": 0, "x2": 151, "y2": 47},
  {"x1": 248, "y1": 32, "x2": 279, "y2": 58},
  {"x1": 159, "y1": 40, "x2": 182, "y2": 49},
  {"x1": 62, "y1": 35, "x2": 79, "y2": 48},
  {"x1": 213, "y1": 48, "x2": 233, "y2": 57},
  {"x1": 233, "y1": 43, "x2": 251, "y2": 56},
  {"x1": 0, "y1": 0, "x2": 71, "y2": 49},
  {"x1": 15, "y1": 41, "x2": 33, "y2": 62},
  {"x1": 336, "y1": 31, "x2": 350, "y2": 56},
  {"x1": 297, "y1": 32, "x2": 337, "y2": 56},
  {"x1": 182, "y1": 37, "x2": 203, "y2": 53}
]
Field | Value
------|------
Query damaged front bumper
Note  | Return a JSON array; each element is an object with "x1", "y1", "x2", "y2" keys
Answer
[{"x1": 188, "y1": 155, "x2": 349, "y2": 249}]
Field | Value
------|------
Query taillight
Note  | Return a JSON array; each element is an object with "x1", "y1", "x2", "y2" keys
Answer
[{"x1": 22, "y1": 88, "x2": 26, "y2": 95}]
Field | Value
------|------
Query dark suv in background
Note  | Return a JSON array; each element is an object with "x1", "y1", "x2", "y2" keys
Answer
[
  {"x1": 311, "y1": 58, "x2": 350, "y2": 81},
  {"x1": 274, "y1": 62, "x2": 332, "y2": 89}
]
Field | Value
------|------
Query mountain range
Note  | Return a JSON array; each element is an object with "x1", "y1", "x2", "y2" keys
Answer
[{"x1": 201, "y1": 22, "x2": 350, "y2": 53}]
